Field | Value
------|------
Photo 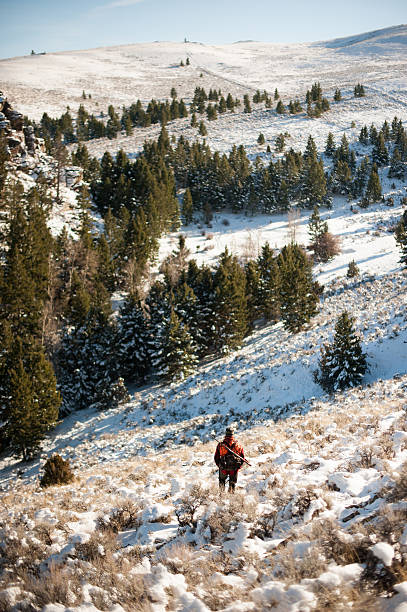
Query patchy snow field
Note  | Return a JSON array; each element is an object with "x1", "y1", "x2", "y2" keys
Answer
[{"x1": 1, "y1": 24, "x2": 407, "y2": 611}]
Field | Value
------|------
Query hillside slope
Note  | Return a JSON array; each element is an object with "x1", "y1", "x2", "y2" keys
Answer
[{"x1": 1, "y1": 25, "x2": 407, "y2": 121}]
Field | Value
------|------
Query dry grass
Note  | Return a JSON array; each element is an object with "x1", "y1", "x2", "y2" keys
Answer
[{"x1": 23, "y1": 563, "x2": 82, "y2": 608}]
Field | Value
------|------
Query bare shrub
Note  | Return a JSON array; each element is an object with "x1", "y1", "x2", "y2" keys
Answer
[
  {"x1": 313, "y1": 232, "x2": 341, "y2": 262},
  {"x1": 251, "y1": 511, "x2": 278, "y2": 539},
  {"x1": 175, "y1": 483, "x2": 209, "y2": 528},
  {"x1": 75, "y1": 529, "x2": 119, "y2": 562},
  {"x1": 97, "y1": 500, "x2": 141, "y2": 533},
  {"x1": 24, "y1": 563, "x2": 81, "y2": 608},
  {"x1": 1, "y1": 526, "x2": 47, "y2": 576},
  {"x1": 206, "y1": 494, "x2": 257, "y2": 543},
  {"x1": 387, "y1": 461, "x2": 407, "y2": 502},
  {"x1": 309, "y1": 519, "x2": 370, "y2": 566},
  {"x1": 273, "y1": 542, "x2": 326, "y2": 584}
]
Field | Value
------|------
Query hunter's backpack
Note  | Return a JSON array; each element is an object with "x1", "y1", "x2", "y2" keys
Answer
[{"x1": 219, "y1": 443, "x2": 243, "y2": 469}]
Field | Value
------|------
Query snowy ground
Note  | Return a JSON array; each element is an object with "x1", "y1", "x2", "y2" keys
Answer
[{"x1": 1, "y1": 25, "x2": 407, "y2": 611}]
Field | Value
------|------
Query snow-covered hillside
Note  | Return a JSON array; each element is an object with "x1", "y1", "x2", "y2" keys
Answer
[
  {"x1": 1, "y1": 25, "x2": 406, "y2": 122},
  {"x1": 1, "y1": 25, "x2": 407, "y2": 611}
]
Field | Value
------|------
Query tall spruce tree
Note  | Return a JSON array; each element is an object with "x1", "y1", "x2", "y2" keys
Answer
[
  {"x1": 57, "y1": 307, "x2": 125, "y2": 414},
  {"x1": 182, "y1": 188, "x2": 194, "y2": 225},
  {"x1": 277, "y1": 243, "x2": 318, "y2": 333},
  {"x1": 315, "y1": 311, "x2": 367, "y2": 392},
  {"x1": 6, "y1": 338, "x2": 60, "y2": 460},
  {"x1": 153, "y1": 308, "x2": 198, "y2": 381},
  {"x1": 256, "y1": 243, "x2": 280, "y2": 322},
  {"x1": 212, "y1": 249, "x2": 248, "y2": 353},
  {"x1": 395, "y1": 211, "x2": 407, "y2": 266},
  {"x1": 363, "y1": 164, "x2": 382, "y2": 205},
  {"x1": 117, "y1": 293, "x2": 149, "y2": 382}
]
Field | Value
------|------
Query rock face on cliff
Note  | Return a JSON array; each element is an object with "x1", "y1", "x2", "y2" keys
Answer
[
  {"x1": 0, "y1": 91, "x2": 44, "y2": 157},
  {"x1": 0, "y1": 91, "x2": 83, "y2": 189}
]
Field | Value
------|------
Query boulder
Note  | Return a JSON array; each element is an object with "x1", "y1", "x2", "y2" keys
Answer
[{"x1": 7, "y1": 110, "x2": 24, "y2": 131}]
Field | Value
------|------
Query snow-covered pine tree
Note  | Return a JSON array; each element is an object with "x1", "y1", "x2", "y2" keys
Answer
[
  {"x1": 56, "y1": 308, "x2": 123, "y2": 414},
  {"x1": 212, "y1": 249, "x2": 248, "y2": 353},
  {"x1": 256, "y1": 242, "x2": 280, "y2": 322},
  {"x1": 173, "y1": 273, "x2": 204, "y2": 354},
  {"x1": 182, "y1": 188, "x2": 194, "y2": 225},
  {"x1": 186, "y1": 261, "x2": 216, "y2": 357},
  {"x1": 117, "y1": 293, "x2": 149, "y2": 383},
  {"x1": 277, "y1": 243, "x2": 318, "y2": 333},
  {"x1": 315, "y1": 311, "x2": 367, "y2": 392},
  {"x1": 372, "y1": 132, "x2": 389, "y2": 167},
  {"x1": 346, "y1": 260, "x2": 360, "y2": 278},
  {"x1": 6, "y1": 338, "x2": 60, "y2": 460},
  {"x1": 388, "y1": 148, "x2": 405, "y2": 179},
  {"x1": 325, "y1": 132, "x2": 336, "y2": 157},
  {"x1": 395, "y1": 211, "x2": 407, "y2": 266},
  {"x1": 363, "y1": 164, "x2": 382, "y2": 206},
  {"x1": 152, "y1": 308, "x2": 198, "y2": 381}
]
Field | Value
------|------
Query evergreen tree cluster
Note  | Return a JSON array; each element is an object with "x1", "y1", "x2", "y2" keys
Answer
[
  {"x1": 327, "y1": 117, "x2": 406, "y2": 205},
  {"x1": 57, "y1": 236, "x2": 320, "y2": 409},
  {"x1": 168, "y1": 134, "x2": 329, "y2": 214},
  {"x1": 0, "y1": 182, "x2": 61, "y2": 460},
  {"x1": 305, "y1": 82, "x2": 330, "y2": 118},
  {"x1": 33, "y1": 92, "x2": 190, "y2": 148},
  {"x1": 354, "y1": 83, "x2": 366, "y2": 97}
]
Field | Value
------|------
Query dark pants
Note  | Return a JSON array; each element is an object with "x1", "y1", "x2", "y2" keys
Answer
[{"x1": 219, "y1": 468, "x2": 238, "y2": 492}]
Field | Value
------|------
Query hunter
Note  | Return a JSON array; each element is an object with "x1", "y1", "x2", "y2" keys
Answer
[{"x1": 214, "y1": 427, "x2": 245, "y2": 493}]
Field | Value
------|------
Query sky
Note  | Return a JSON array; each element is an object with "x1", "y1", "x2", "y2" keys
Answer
[{"x1": 0, "y1": 0, "x2": 406, "y2": 59}]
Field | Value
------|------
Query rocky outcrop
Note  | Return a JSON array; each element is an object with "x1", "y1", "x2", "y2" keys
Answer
[{"x1": 0, "y1": 91, "x2": 45, "y2": 162}]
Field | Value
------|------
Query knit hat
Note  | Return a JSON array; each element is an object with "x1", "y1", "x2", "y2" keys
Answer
[{"x1": 225, "y1": 427, "x2": 234, "y2": 437}]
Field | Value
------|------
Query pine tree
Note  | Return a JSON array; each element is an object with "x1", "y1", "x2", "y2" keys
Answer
[
  {"x1": 243, "y1": 94, "x2": 252, "y2": 114},
  {"x1": 395, "y1": 211, "x2": 407, "y2": 266},
  {"x1": 117, "y1": 293, "x2": 149, "y2": 382},
  {"x1": 7, "y1": 340, "x2": 60, "y2": 460},
  {"x1": 277, "y1": 244, "x2": 318, "y2": 333},
  {"x1": 308, "y1": 206, "x2": 328, "y2": 243},
  {"x1": 212, "y1": 249, "x2": 248, "y2": 353},
  {"x1": 315, "y1": 312, "x2": 367, "y2": 392},
  {"x1": 256, "y1": 243, "x2": 280, "y2": 322},
  {"x1": 182, "y1": 188, "x2": 194, "y2": 225},
  {"x1": 364, "y1": 164, "x2": 382, "y2": 205},
  {"x1": 354, "y1": 83, "x2": 365, "y2": 97},
  {"x1": 57, "y1": 308, "x2": 123, "y2": 414},
  {"x1": 186, "y1": 261, "x2": 216, "y2": 357},
  {"x1": 347, "y1": 260, "x2": 359, "y2": 278},
  {"x1": 372, "y1": 133, "x2": 389, "y2": 167},
  {"x1": 276, "y1": 100, "x2": 285, "y2": 114},
  {"x1": 199, "y1": 121, "x2": 207, "y2": 136},
  {"x1": 388, "y1": 148, "x2": 405, "y2": 179},
  {"x1": 153, "y1": 308, "x2": 198, "y2": 381},
  {"x1": 334, "y1": 88, "x2": 342, "y2": 102},
  {"x1": 325, "y1": 132, "x2": 336, "y2": 157},
  {"x1": 300, "y1": 156, "x2": 326, "y2": 207}
]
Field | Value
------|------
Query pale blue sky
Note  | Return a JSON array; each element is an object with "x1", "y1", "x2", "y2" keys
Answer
[{"x1": 0, "y1": 0, "x2": 406, "y2": 59}]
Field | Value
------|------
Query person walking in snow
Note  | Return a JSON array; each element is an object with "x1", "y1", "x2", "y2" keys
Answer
[{"x1": 214, "y1": 427, "x2": 245, "y2": 493}]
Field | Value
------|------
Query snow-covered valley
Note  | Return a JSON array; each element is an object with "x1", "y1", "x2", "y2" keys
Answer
[{"x1": 1, "y1": 24, "x2": 407, "y2": 611}]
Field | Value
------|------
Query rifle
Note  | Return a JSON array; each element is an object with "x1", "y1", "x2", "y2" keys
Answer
[{"x1": 216, "y1": 439, "x2": 252, "y2": 467}]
